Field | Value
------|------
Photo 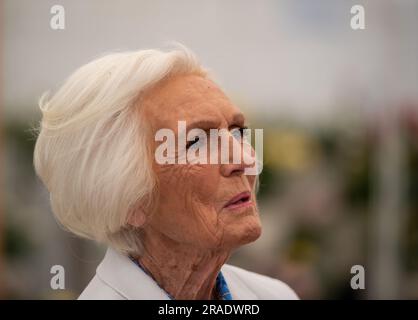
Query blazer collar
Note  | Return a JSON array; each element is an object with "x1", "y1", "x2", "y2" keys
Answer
[
  {"x1": 97, "y1": 248, "x2": 170, "y2": 300},
  {"x1": 96, "y1": 248, "x2": 257, "y2": 300}
]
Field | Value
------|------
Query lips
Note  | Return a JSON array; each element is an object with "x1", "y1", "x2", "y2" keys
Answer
[{"x1": 224, "y1": 191, "x2": 253, "y2": 210}]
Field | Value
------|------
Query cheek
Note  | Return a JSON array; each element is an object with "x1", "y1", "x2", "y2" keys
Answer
[
  {"x1": 188, "y1": 165, "x2": 221, "y2": 205},
  {"x1": 150, "y1": 164, "x2": 223, "y2": 244},
  {"x1": 157, "y1": 163, "x2": 220, "y2": 207}
]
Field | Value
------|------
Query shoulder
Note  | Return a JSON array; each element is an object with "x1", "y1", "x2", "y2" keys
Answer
[
  {"x1": 78, "y1": 274, "x2": 125, "y2": 300},
  {"x1": 221, "y1": 264, "x2": 299, "y2": 300},
  {"x1": 77, "y1": 248, "x2": 170, "y2": 300}
]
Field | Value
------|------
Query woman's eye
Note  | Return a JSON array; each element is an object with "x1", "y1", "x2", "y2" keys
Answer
[
  {"x1": 186, "y1": 136, "x2": 200, "y2": 149},
  {"x1": 231, "y1": 126, "x2": 249, "y2": 141}
]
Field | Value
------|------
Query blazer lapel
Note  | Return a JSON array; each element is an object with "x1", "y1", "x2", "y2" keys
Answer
[
  {"x1": 220, "y1": 265, "x2": 258, "y2": 300},
  {"x1": 96, "y1": 248, "x2": 170, "y2": 300}
]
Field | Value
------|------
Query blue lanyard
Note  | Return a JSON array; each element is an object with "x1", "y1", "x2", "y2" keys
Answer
[
  {"x1": 130, "y1": 257, "x2": 233, "y2": 300},
  {"x1": 215, "y1": 271, "x2": 233, "y2": 300}
]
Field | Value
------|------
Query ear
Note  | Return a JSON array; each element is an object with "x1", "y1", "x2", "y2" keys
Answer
[{"x1": 127, "y1": 207, "x2": 147, "y2": 228}]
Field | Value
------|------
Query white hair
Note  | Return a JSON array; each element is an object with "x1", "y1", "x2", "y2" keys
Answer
[{"x1": 33, "y1": 45, "x2": 208, "y2": 255}]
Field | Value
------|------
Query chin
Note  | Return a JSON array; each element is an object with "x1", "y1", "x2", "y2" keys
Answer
[{"x1": 228, "y1": 217, "x2": 263, "y2": 248}]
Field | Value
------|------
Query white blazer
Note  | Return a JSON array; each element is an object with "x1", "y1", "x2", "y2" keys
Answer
[{"x1": 78, "y1": 248, "x2": 299, "y2": 300}]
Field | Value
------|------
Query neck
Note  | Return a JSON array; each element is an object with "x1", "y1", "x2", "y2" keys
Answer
[{"x1": 135, "y1": 227, "x2": 231, "y2": 300}]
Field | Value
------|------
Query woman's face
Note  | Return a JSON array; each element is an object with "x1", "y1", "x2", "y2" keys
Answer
[{"x1": 140, "y1": 74, "x2": 262, "y2": 250}]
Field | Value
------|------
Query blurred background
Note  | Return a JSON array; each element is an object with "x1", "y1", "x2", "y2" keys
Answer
[{"x1": 1, "y1": 0, "x2": 418, "y2": 299}]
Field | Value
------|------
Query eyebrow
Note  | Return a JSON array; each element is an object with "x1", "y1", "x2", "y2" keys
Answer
[
  {"x1": 186, "y1": 119, "x2": 221, "y2": 133},
  {"x1": 185, "y1": 113, "x2": 246, "y2": 133}
]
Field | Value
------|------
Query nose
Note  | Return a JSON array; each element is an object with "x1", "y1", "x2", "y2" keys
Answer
[{"x1": 220, "y1": 132, "x2": 255, "y2": 177}]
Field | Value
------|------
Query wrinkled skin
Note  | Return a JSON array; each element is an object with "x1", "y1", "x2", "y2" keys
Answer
[{"x1": 131, "y1": 74, "x2": 262, "y2": 300}]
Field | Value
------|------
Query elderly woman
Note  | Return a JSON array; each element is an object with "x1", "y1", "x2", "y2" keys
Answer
[{"x1": 33, "y1": 45, "x2": 298, "y2": 300}]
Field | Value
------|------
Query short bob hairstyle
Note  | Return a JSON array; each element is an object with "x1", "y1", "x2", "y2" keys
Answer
[{"x1": 33, "y1": 45, "x2": 208, "y2": 255}]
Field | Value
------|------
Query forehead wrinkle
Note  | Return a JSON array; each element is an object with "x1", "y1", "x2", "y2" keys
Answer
[
  {"x1": 161, "y1": 76, "x2": 230, "y2": 114},
  {"x1": 145, "y1": 94, "x2": 224, "y2": 134},
  {"x1": 142, "y1": 74, "x2": 245, "y2": 140},
  {"x1": 177, "y1": 99, "x2": 239, "y2": 132},
  {"x1": 150, "y1": 74, "x2": 219, "y2": 108}
]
